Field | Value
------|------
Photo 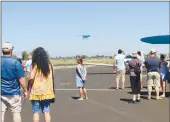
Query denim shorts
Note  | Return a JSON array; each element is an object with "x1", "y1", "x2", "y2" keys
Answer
[
  {"x1": 160, "y1": 73, "x2": 168, "y2": 81},
  {"x1": 31, "y1": 100, "x2": 50, "y2": 113}
]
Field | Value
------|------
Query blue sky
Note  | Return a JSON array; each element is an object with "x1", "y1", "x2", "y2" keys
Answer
[{"x1": 2, "y1": 2, "x2": 169, "y2": 57}]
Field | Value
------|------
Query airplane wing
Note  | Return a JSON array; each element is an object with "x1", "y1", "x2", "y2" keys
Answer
[{"x1": 141, "y1": 35, "x2": 170, "y2": 44}]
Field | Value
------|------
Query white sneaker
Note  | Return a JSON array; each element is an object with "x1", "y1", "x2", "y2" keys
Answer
[
  {"x1": 160, "y1": 94, "x2": 165, "y2": 98},
  {"x1": 77, "y1": 97, "x2": 84, "y2": 100}
]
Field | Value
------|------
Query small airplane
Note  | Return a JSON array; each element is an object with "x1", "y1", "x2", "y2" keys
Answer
[{"x1": 82, "y1": 35, "x2": 91, "y2": 39}]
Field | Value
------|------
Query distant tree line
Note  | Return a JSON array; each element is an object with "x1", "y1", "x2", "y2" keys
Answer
[
  {"x1": 51, "y1": 55, "x2": 114, "y2": 60},
  {"x1": 13, "y1": 51, "x2": 169, "y2": 61}
]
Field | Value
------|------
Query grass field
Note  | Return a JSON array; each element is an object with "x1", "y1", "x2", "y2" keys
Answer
[{"x1": 51, "y1": 58, "x2": 114, "y2": 65}]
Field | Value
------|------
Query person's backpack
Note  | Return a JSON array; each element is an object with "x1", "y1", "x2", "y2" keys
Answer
[{"x1": 134, "y1": 60, "x2": 141, "y2": 75}]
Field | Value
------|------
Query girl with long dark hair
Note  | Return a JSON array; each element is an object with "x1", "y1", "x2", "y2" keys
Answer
[{"x1": 28, "y1": 47, "x2": 55, "y2": 122}]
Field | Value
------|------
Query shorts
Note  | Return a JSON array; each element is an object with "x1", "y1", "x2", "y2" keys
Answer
[
  {"x1": 160, "y1": 73, "x2": 168, "y2": 81},
  {"x1": 31, "y1": 100, "x2": 50, "y2": 113},
  {"x1": 1, "y1": 95, "x2": 22, "y2": 113},
  {"x1": 147, "y1": 72, "x2": 160, "y2": 88},
  {"x1": 116, "y1": 69, "x2": 125, "y2": 80}
]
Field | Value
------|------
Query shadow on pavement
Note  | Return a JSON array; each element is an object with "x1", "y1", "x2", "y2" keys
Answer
[
  {"x1": 71, "y1": 96, "x2": 81, "y2": 100},
  {"x1": 127, "y1": 91, "x2": 170, "y2": 98},
  {"x1": 120, "y1": 98, "x2": 132, "y2": 103},
  {"x1": 108, "y1": 86, "x2": 117, "y2": 89},
  {"x1": 87, "y1": 73, "x2": 115, "y2": 75}
]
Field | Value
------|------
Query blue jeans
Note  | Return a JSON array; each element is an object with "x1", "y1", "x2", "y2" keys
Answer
[{"x1": 31, "y1": 100, "x2": 50, "y2": 113}]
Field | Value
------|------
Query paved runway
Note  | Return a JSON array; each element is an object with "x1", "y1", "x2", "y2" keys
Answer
[{"x1": 4, "y1": 66, "x2": 170, "y2": 122}]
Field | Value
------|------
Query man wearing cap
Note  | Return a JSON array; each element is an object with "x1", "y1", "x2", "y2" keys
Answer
[
  {"x1": 114, "y1": 49, "x2": 126, "y2": 89},
  {"x1": 144, "y1": 49, "x2": 162, "y2": 100},
  {"x1": 1, "y1": 42, "x2": 28, "y2": 122},
  {"x1": 25, "y1": 54, "x2": 32, "y2": 79}
]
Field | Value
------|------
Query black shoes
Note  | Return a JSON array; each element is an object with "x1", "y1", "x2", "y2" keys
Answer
[
  {"x1": 128, "y1": 99, "x2": 141, "y2": 104},
  {"x1": 128, "y1": 100, "x2": 136, "y2": 104},
  {"x1": 136, "y1": 99, "x2": 141, "y2": 103}
]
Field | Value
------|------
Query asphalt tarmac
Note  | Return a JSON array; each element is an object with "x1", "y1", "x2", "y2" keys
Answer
[{"x1": 4, "y1": 66, "x2": 170, "y2": 122}]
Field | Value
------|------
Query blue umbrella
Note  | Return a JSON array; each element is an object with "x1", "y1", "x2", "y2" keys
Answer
[{"x1": 141, "y1": 35, "x2": 170, "y2": 44}]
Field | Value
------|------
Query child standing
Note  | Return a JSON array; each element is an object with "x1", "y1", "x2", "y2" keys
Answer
[
  {"x1": 76, "y1": 57, "x2": 88, "y2": 100},
  {"x1": 160, "y1": 54, "x2": 169, "y2": 98}
]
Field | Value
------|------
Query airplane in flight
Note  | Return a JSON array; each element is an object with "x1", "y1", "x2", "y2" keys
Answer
[{"x1": 82, "y1": 35, "x2": 91, "y2": 39}]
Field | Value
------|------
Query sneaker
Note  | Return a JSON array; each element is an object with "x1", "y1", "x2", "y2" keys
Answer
[
  {"x1": 160, "y1": 94, "x2": 165, "y2": 98},
  {"x1": 77, "y1": 97, "x2": 84, "y2": 100},
  {"x1": 128, "y1": 100, "x2": 136, "y2": 104},
  {"x1": 136, "y1": 99, "x2": 141, "y2": 102},
  {"x1": 156, "y1": 97, "x2": 162, "y2": 100},
  {"x1": 147, "y1": 97, "x2": 151, "y2": 100},
  {"x1": 84, "y1": 96, "x2": 88, "y2": 100}
]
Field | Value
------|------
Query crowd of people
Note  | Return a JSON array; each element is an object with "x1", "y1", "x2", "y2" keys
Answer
[
  {"x1": 114, "y1": 49, "x2": 170, "y2": 103},
  {"x1": 1, "y1": 42, "x2": 170, "y2": 122}
]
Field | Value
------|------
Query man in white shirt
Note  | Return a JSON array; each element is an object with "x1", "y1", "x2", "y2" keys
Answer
[
  {"x1": 25, "y1": 55, "x2": 32, "y2": 79},
  {"x1": 137, "y1": 51, "x2": 145, "y2": 88},
  {"x1": 114, "y1": 49, "x2": 126, "y2": 89}
]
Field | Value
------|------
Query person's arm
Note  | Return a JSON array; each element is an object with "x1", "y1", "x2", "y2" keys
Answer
[
  {"x1": 83, "y1": 66, "x2": 87, "y2": 80},
  {"x1": 28, "y1": 65, "x2": 37, "y2": 90},
  {"x1": 113, "y1": 57, "x2": 117, "y2": 66},
  {"x1": 144, "y1": 60, "x2": 147, "y2": 68},
  {"x1": 77, "y1": 65, "x2": 83, "y2": 79},
  {"x1": 158, "y1": 60, "x2": 161, "y2": 69},
  {"x1": 18, "y1": 77, "x2": 27, "y2": 97},
  {"x1": 15, "y1": 61, "x2": 28, "y2": 99}
]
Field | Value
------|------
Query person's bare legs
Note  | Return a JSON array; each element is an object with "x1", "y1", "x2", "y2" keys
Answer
[
  {"x1": 44, "y1": 112, "x2": 51, "y2": 122},
  {"x1": 82, "y1": 87, "x2": 88, "y2": 99},
  {"x1": 116, "y1": 75, "x2": 120, "y2": 89},
  {"x1": 161, "y1": 81, "x2": 166, "y2": 97},
  {"x1": 160, "y1": 80, "x2": 163, "y2": 92},
  {"x1": 121, "y1": 70, "x2": 125, "y2": 89},
  {"x1": 78, "y1": 87, "x2": 84, "y2": 100},
  {"x1": 13, "y1": 112, "x2": 21, "y2": 122},
  {"x1": 155, "y1": 73, "x2": 162, "y2": 100},
  {"x1": 147, "y1": 86, "x2": 152, "y2": 100},
  {"x1": 1, "y1": 112, "x2": 5, "y2": 122},
  {"x1": 133, "y1": 94, "x2": 136, "y2": 101},
  {"x1": 140, "y1": 74, "x2": 143, "y2": 89},
  {"x1": 33, "y1": 113, "x2": 40, "y2": 122},
  {"x1": 155, "y1": 86, "x2": 162, "y2": 100}
]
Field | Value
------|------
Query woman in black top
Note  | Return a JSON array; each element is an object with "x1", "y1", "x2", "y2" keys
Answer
[{"x1": 128, "y1": 52, "x2": 141, "y2": 104}]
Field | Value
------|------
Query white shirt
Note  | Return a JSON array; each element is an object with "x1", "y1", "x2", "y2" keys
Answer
[
  {"x1": 114, "y1": 54, "x2": 126, "y2": 71},
  {"x1": 25, "y1": 59, "x2": 32, "y2": 72}
]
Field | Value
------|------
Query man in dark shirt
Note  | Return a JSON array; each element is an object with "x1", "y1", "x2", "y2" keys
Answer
[{"x1": 144, "y1": 49, "x2": 161, "y2": 100}]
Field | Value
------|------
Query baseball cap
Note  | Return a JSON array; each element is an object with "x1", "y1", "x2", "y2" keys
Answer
[
  {"x1": 130, "y1": 51, "x2": 137, "y2": 57},
  {"x1": 151, "y1": 49, "x2": 156, "y2": 53},
  {"x1": 2, "y1": 42, "x2": 14, "y2": 52}
]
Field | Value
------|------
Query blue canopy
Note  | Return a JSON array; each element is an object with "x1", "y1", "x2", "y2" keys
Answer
[{"x1": 141, "y1": 35, "x2": 170, "y2": 44}]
